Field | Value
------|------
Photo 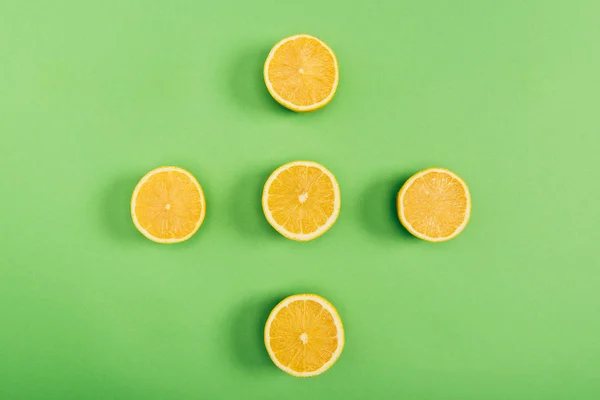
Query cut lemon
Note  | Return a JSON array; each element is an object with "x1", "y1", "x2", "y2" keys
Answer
[
  {"x1": 264, "y1": 34, "x2": 339, "y2": 112},
  {"x1": 262, "y1": 161, "x2": 341, "y2": 241},
  {"x1": 265, "y1": 294, "x2": 344, "y2": 377},
  {"x1": 397, "y1": 168, "x2": 471, "y2": 242},
  {"x1": 131, "y1": 166, "x2": 206, "y2": 243}
]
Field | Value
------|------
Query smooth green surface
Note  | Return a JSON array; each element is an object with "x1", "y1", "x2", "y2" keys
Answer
[{"x1": 1, "y1": 1, "x2": 599, "y2": 399}]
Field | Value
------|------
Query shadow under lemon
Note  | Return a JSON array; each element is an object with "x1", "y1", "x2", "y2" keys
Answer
[
  {"x1": 227, "y1": 45, "x2": 292, "y2": 115},
  {"x1": 100, "y1": 176, "x2": 145, "y2": 243},
  {"x1": 228, "y1": 168, "x2": 280, "y2": 239},
  {"x1": 228, "y1": 295, "x2": 283, "y2": 371},
  {"x1": 227, "y1": 43, "x2": 342, "y2": 121},
  {"x1": 359, "y1": 173, "x2": 416, "y2": 240},
  {"x1": 228, "y1": 287, "x2": 327, "y2": 373}
]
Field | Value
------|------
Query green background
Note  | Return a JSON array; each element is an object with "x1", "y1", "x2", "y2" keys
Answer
[{"x1": 1, "y1": 0, "x2": 599, "y2": 398}]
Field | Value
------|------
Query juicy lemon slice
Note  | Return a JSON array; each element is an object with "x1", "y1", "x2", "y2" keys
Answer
[
  {"x1": 264, "y1": 34, "x2": 339, "y2": 112},
  {"x1": 397, "y1": 168, "x2": 471, "y2": 242},
  {"x1": 262, "y1": 161, "x2": 341, "y2": 241},
  {"x1": 131, "y1": 166, "x2": 206, "y2": 243},
  {"x1": 264, "y1": 294, "x2": 344, "y2": 377}
]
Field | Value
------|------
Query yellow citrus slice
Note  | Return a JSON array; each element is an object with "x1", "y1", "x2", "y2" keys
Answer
[
  {"x1": 262, "y1": 161, "x2": 341, "y2": 241},
  {"x1": 264, "y1": 34, "x2": 339, "y2": 112},
  {"x1": 397, "y1": 168, "x2": 471, "y2": 242},
  {"x1": 265, "y1": 294, "x2": 344, "y2": 377},
  {"x1": 131, "y1": 166, "x2": 206, "y2": 243}
]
